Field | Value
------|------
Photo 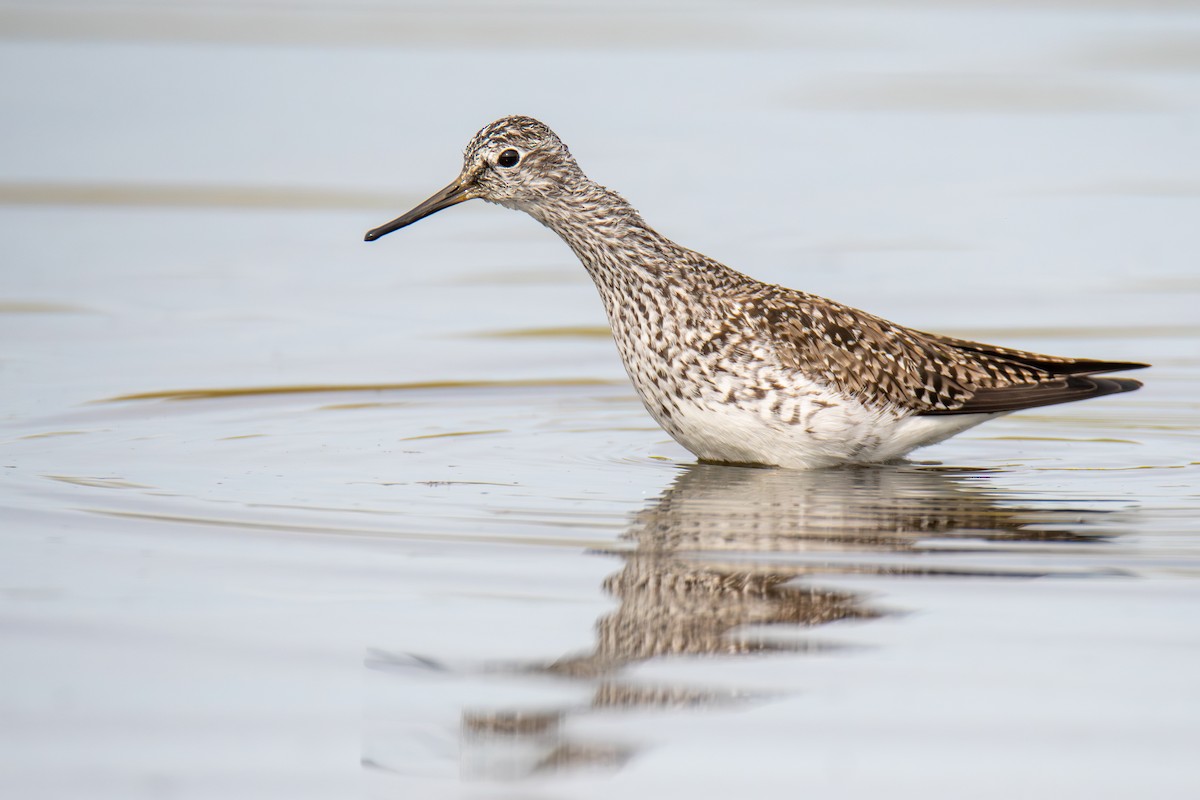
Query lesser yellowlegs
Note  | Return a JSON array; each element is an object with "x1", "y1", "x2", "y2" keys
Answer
[{"x1": 365, "y1": 116, "x2": 1146, "y2": 469}]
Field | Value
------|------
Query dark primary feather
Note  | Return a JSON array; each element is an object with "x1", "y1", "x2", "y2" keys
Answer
[
  {"x1": 923, "y1": 332, "x2": 1146, "y2": 377},
  {"x1": 746, "y1": 285, "x2": 1147, "y2": 416},
  {"x1": 923, "y1": 375, "x2": 1143, "y2": 415}
]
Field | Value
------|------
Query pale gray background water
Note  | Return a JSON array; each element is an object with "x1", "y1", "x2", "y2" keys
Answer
[{"x1": 2, "y1": 2, "x2": 1199, "y2": 798}]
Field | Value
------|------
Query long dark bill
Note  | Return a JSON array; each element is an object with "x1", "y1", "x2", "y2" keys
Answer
[{"x1": 364, "y1": 179, "x2": 471, "y2": 242}]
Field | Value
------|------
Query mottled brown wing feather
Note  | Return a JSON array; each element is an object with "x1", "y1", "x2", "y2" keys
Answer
[
  {"x1": 753, "y1": 287, "x2": 1147, "y2": 415},
  {"x1": 919, "y1": 331, "x2": 1148, "y2": 377}
]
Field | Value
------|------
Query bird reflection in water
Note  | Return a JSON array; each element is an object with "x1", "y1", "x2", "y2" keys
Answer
[{"x1": 445, "y1": 465, "x2": 1123, "y2": 777}]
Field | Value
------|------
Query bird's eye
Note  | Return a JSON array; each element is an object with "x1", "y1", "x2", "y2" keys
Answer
[{"x1": 497, "y1": 149, "x2": 520, "y2": 168}]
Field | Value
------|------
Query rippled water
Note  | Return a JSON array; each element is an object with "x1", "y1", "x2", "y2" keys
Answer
[{"x1": 2, "y1": 2, "x2": 1200, "y2": 798}]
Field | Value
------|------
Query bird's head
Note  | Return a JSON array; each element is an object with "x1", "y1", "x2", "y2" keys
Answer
[{"x1": 364, "y1": 115, "x2": 580, "y2": 241}]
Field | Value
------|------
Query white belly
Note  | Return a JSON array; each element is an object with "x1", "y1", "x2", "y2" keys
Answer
[
  {"x1": 609, "y1": 317, "x2": 998, "y2": 469},
  {"x1": 646, "y1": 391, "x2": 999, "y2": 469}
]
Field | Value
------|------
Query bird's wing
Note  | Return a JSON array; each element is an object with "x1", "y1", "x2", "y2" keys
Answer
[{"x1": 754, "y1": 289, "x2": 1146, "y2": 416}]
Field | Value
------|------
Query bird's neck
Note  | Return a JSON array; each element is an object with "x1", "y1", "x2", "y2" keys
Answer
[{"x1": 519, "y1": 179, "x2": 677, "y2": 287}]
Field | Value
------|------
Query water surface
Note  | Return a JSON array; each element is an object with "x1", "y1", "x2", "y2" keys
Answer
[{"x1": 2, "y1": 2, "x2": 1199, "y2": 798}]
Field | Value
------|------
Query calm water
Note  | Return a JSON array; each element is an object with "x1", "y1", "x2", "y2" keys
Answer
[{"x1": 2, "y1": 2, "x2": 1199, "y2": 798}]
